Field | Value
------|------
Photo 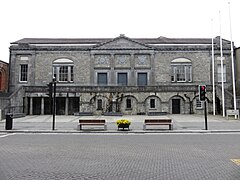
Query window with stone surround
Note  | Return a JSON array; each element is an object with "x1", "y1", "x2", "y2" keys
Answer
[
  {"x1": 97, "y1": 99, "x2": 103, "y2": 110},
  {"x1": 97, "y1": 72, "x2": 108, "y2": 85},
  {"x1": 171, "y1": 58, "x2": 192, "y2": 82},
  {"x1": 53, "y1": 59, "x2": 74, "y2": 82},
  {"x1": 126, "y1": 98, "x2": 132, "y2": 109},
  {"x1": 20, "y1": 64, "x2": 28, "y2": 82},
  {"x1": 217, "y1": 64, "x2": 226, "y2": 82},
  {"x1": 137, "y1": 72, "x2": 148, "y2": 86},
  {"x1": 117, "y1": 72, "x2": 128, "y2": 86},
  {"x1": 150, "y1": 99, "x2": 156, "y2": 109}
]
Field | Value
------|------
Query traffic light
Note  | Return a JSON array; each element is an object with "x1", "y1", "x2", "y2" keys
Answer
[
  {"x1": 46, "y1": 82, "x2": 53, "y2": 99},
  {"x1": 199, "y1": 85, "x2": 206, "y2": 101}
]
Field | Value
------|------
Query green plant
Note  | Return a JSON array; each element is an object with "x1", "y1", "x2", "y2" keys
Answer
[{"x1": 116, "y1": 119, "x2": 131, "y2": 126}]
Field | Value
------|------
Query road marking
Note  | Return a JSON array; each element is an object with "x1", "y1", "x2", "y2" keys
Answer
[
  {"x1": 231, "y1": 159, "x2": 240, "y2": 166},
  {"x1": 0, "y1": 133, "x2": 16, "y2": 138}
]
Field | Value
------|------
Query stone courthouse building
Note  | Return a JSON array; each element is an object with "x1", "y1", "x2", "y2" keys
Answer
[{"x1": 8, "y1": 35, "x2": 235, "y2": 115}]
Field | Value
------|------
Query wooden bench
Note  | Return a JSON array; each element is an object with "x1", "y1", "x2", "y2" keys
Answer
[
  {"x1": 79, "y1": 119, "x2": 107, "y2": 130},
  {"x1": 143, "y1": 118, "x2": 173, "y2": 130}
]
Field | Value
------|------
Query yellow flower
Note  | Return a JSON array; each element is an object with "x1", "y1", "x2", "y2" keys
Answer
[{"x1": 116, "y1": 119, "x2": 131, "y2": 125}]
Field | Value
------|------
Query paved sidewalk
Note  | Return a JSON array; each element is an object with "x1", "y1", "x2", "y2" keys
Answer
[{"x1": 0, "y1": 114, "x2": 240, "y2": 133}]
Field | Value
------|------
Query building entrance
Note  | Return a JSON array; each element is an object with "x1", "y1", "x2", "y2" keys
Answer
[{"x1": 172, "y1": 99, "x2": 180, "y2": 114}]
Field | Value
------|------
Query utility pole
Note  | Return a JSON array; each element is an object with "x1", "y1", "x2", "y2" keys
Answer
[{"x1": 52, "y1": 77, "x2": 56, "y2": 130}]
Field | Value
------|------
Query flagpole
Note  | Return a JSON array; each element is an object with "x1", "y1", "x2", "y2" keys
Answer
[
  {"x1": 211, "y1": 19, "x2": 216, "y2": 115},
  {"x1": 228, "y1": 2, "x2": 237, "y2": 116},
  {"x1": 219, "y1": 11, "x2": 225, "y2": 117}
]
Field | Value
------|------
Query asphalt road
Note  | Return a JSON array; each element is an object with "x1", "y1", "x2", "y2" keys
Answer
[{"x1": 0, "y1": 133, "x2": 240, "y2": 180}]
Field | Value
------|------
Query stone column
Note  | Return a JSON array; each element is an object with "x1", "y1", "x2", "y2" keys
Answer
[
  {"x1": 41, "y1": 97, "x2": 44, "y2": 115},
  {"x1": 110, "y1": 54, "x2": 115, "y2": 85},
  {"x1": 65, "y1": 97, "x2": 69, "y2": 115},
  {"x1": 130, "y1": 54, "x2": 135, "y2": 86},
  {"x1": 90, "y1": 54, "x2": 95, "y2": 85},
  {"x1": 29, "y1": 97, "x2": 33, "y2": 115},
  {"x1": 24, "y1": 97, "x2": 28, "y2": 114},
  {"x1": 150, "y1": 54, "x2": 155, "y2": 85}
]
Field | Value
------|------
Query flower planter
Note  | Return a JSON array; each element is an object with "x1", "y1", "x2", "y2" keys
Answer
[
  {"x1": 117, "y1": 124, "x2": 130, "y2": 131},
  {"x1": 116, "y1": 119, "x2": 131, "y2": 131}
]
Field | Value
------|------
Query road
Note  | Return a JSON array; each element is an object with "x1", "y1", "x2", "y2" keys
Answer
[{"x1": 0, "y1": 133, "x2": 240, "y2": 180}]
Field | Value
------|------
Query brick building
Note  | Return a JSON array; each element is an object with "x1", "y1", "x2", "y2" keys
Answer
[
  {"x1": 235, "y1": 47, "x2": 240, "y2": 96},
  {"x1": 8, "y1": 35, "x2": 235, "y2": 115},
  {"x1": 0, "y1": 60, "x2": 8, "y2": 92}
]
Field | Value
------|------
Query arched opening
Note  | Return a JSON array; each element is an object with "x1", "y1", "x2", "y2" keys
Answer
[
  {"x1": 53, "y1": 58, "x2": 74, "y2": 82},
  {"x1": 171, "y1": 58, "x2": 192, "y2": 82}
]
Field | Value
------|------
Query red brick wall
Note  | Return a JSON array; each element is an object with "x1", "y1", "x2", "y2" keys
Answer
[{"x1": 0, "y1": 61, "x2": 8, "y2": 92}]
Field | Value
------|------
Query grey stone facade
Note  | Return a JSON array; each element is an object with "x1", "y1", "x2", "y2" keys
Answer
[{"x1": 8, "y1": 35, "x2": 236, "y2": 115}]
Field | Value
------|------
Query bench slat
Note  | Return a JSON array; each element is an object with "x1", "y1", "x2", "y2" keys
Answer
[
  {"x1": 144, "y1": 119, "x2": 173, "y2": 130},
  {"x1": 79, "y1": 119, "x2": 106, "y2": 130}
]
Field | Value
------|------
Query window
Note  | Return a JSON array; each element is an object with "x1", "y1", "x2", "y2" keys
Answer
[
  {"x1": 53, "y1": 59, "x2": 74, "y2": 82},
  {"x1": 97, "y1": 99, "x2": 103, "y2": 110},
  {"x1": 97, "y1": 73, "x2": 108, "y2": 85},
  {"x1": 171, "y1": 58, "x2": 192, "y2": 82},
  {"x1": 126, "y1": 99, "x2": 132, "y2": 109},
  {"x1": 150, "y1": 99, "x2": 156, "y2": 109},
  {"x1": 117, "y1": 73, "x2": 128, "y2": 86},
  {"x1": 217, "y1": 64, "x2": 226, "y2": 82},
  {"x1": 137, "y1": 72, "x2": 147, "y2": 86},
  {"x1": 20, "y1": 64, "x2": 28, "y2": 82},
  {"x1": 59, "y1": 66, "x2": 68, "y2": 81},
  {"x1": 196, "y1": 99, "x2": 203, "y2": 109}
]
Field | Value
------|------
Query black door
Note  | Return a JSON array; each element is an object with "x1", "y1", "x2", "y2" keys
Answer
[
  {"x1": 56, "y1": 97, "x2": 65, "y2": 115},
  {"x1": 33, "y1": 97, "x2": 41, "y2": 115},
  {"x1": 172, "y1": 99, "x2": 180, "y2": 114}
]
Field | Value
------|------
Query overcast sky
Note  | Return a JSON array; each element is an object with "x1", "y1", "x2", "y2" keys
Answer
[{"x1": 0, "y1": 0, "x2": 239, "y2": 62}]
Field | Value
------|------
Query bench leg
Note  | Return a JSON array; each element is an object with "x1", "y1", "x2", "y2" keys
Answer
[
  {"x1": 104, "y1": 125, "x2": 107, "y2": 131},
  {"x1": 143, "y1": 124, "x2": 146, "y2": 130},
  {"x1": 169, "y1": 124, "x2": 173, "y2": 130},
  {"x1": 79, "y1": 125, "x2": 82, "y2": 130}
]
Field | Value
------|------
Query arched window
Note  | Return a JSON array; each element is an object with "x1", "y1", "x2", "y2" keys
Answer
[
  {"x1": 53, "y1": 58, "x2": 74, "y2": 82},
  {"x1": 171, "y1": 58, "x2": 192, "y2": 82}
]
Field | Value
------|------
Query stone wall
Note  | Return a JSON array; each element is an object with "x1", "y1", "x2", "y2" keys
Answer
[{"x1": 8, "y1": 36, "x2": 234, "y2": 115}]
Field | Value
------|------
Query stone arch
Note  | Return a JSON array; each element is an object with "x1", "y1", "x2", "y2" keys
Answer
[
  {"x1": 171, "y1": 57, "x2": 192, "y2": 63},
  {"x1": 53, "y1": 58, "x2": 74, "y2": 64},
  {"x1": 144, "y1": 95, "x2": 162, "y2": 113},
  {"x1": 171, "y1": 58, "x2": 192, "y2": 83},
  {"x1": 169, "y1": 95, "x2": 186, "y2": 114},
  {"x1": 89, "y1": 94, "x2": 109, "y2": 115},
  {"x1": 52, "y1": 58, "x2": 74, "y2": 82},
  {"x1": 120, "y1": 95, "x2": 138, "y2": 115}
]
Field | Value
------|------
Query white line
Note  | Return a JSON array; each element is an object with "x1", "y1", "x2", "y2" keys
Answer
[{"x1": 0, "y1": 133, "x2": 16, "y2": 138}]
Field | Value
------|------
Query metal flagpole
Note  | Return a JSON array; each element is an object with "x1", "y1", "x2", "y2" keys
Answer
[
  {"x1": 219, "y1": 11, "x2": 225, "y2": 117},
  {"x1": 228, "y1": 2, "x2": 237, "y2": 116},
  {"x1": 211, "y1": 19, "x2": 216, "y2": 116}
]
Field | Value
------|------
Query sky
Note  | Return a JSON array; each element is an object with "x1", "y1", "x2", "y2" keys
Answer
[{"x1": 0, "y1": 0, "x2": 239, "y2": 62}]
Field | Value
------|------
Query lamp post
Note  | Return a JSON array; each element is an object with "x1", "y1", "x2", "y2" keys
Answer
[{"x1": 52, "y1": 77, "x2": 56, "y2": 130}]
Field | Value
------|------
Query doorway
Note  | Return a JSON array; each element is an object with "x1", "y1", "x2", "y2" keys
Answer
[
  {"x1": 56, "y1": 97, "x2": 65, "y2": 115},
  {"x1": 172, "y1": 99, "x2": 180, "y2": 114}
]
